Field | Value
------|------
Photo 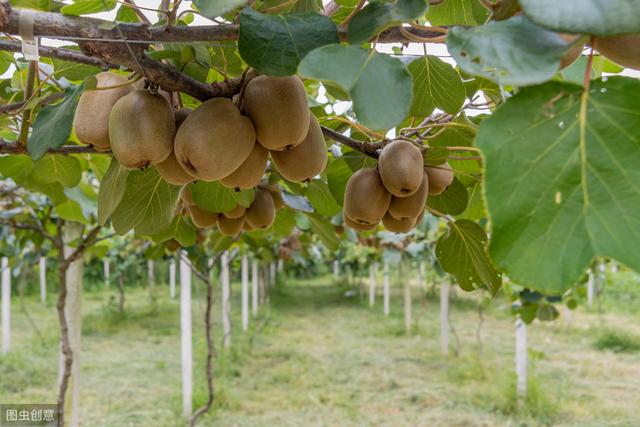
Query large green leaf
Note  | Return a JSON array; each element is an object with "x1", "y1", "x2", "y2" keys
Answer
[
  {"x1": 191, "y1": 181, "x2": 237, "y2": 213},
  {"x1": 306, "y1": 213, "x2": 340, "y2": 251},
  {"x1": 0, "y1": 155, "x2": 33, "y2": 185},
  {"x1": 238, "y1": 8, "x2": 339, "y2": 76},
  {"x1": 61, "y1": 0, "x2": 116, "y2": 15},
  {"x1": 299, "y1": 45, "x2": 412, "y2": 129},
  {"x1": 272, "y1": 208, "x2": 297, "y2": 237},
  {"x1": 111, "y1": 168, "x2": 181, "y2": 235},
  {"x1": 408, "y1": 56, "x2": 465, "y2": 117},
  {"x1": 31, "y1": 155, "x2": 82, "y2": 187},
  {"x1": 520, "y1": 0, "x2": 640, "y2": 36},
  {"x1": 426, "y1": 0, "x2": 489, "y2": 26},
  {"x1": 28, "y1": 84, "x2": 84, "y2": 160},
  {"x1": 436, "y1": 219, "x2": 501, "y2": 294},
  {"x1": 447, "y1": 15, "x2": 574, "y2": 86},
  {"x1": 307, "y1": 180, "x2": 341, "y2": 216},
  {"x1": 427, "y1": 177, "x2": 468, "y2": 215},
  {"x1": 476, "y1": 77, "x2": 640, "y2": 294},
  {"x1": 348, "y1": 0, "x2": 428, "y2": 45},
  {"x1": 193, "y1": 0, "x2": 244, "y2": 19},
  {"x1": 98, "y1": 158, "x2": 130, "y2": 226},
  {"x1": 326, "y1": 157, "x2": 351, "y2": 206}
]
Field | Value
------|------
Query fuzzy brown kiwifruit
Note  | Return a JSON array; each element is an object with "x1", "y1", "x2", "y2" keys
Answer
[
  {"x1": 174, "y1": 98, "x2": 255, "y2": 181},
  {"x1": 180, "y1": 186, "x2": 196, "y2": 206},
  {"x1": 218, "y1": 214, "x2": 244, "y2": 236},
  {"x1": 188, "y1": 205, "x2": 218, "y2": 229},
  {"x1": 74, "y1": 72, "x2": 133, "y2": 151},
  {"x1": 424, "y1": 162, "x2": 454, "y2": 195},
  {"x1": 260, "y1": 184, "x2": 285, "y2": 210},
  {"x1": 223, "y1": 204, "x2": 246, "y2": 219},
  {"x1": 174, "y1": 108, "x2": 192, "y2": 127},
  {"x1": 559, "y1": 33, "x2": 585, "y2": 70},
  {"x1": 243, "y1": 219, "x2": 256, "y2": 231},
  {"x1": 156, "y1": 108, "x2": 196, "y2": 185},
  {"x1": 166, "y1": 239, "x2": 181, "y2": 252},
  {"x1": 109, "y1": 90, "x2": 175, "y2": 169},
  {"x1": 242, "y1": 75, "x2": 310, "y2": 151},
  {"x1": 382, "y1": 212, "x2": 415, "y2": 234},
  {"x1": 245, "y1": 189, "x2": 276, "y2": 229},
  {"x1": 344, "y1": 168, "x2": 391, "y2": 225},
  {"x1": 593, "y1": 34, "x2": 640, "y2": 71},
  {"x1": 344, "y1": 213, "x2": 378, "y2": 231},
  {"x1": 378, "y1": 140, "x2": 424, "y2": 198},
  {"x1": 270, "y1": 115, "x2": 328, "y2": 182},
  {"x1": 220, "y1": 143, "x2": 269, "y2": 190},
  {"x1": 388, "y1": 172, "x2": 428, "y2": 220}
]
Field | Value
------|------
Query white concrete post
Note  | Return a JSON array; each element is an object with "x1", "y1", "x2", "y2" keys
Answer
[
  {"x1": 440, "y1": 282, "x2": 450, "y2": 355},
  {"x1": 403, "y1": 263, "x2": 412, "y2": 335},
  {"x1": 169, "y1": 258, "x2": 176, "y2": 299},
  {"x1": 103, "y1": 258, "x2": 109, "y2": 288},
  {"x1": 39, "y1": 256, "x2": 46, "y2": 303},
  {"x1": 1, "y1": 257, "x2": 10, "y2": 354},
  {"x1": 587, "y1": 268, "x2": 594, "y2": 308},
  {"x1": 515, "y1": 316, "x2": 528, "y2": 402},
  {"x1": 277, "y1": 259, "x2": 283, "y2": 273},
  {"x1": 368, "y1": 263, "x2": 376, "y2": 308},
  {"x1": 333, "y1": 260, "x2": 339, "y2": 278},
  {"x1": 179, "y1": 254, "x2": 192, "y2": 418},
  {"x1": 221, "y1": 252, "x2": 231, "y2": 348},
  {"x1": 383, "y1": 262, "x2": 390, "y2": 316},
  {"x1": 252, "y1": 260, "x2": 259, "y2": 317},
  {"x1": 241, "y1": 255, "x2": 249, "y2": 332}
]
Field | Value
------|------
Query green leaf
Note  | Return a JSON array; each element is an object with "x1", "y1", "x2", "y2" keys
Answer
[
  {"x1": 0, "y1": 52, "x2": 14, "y2": 75},
  {"x1": 111, "y1": 168, "x2": 181, "y2": 235},
  {"x1": 115, "y1": 4, "x2": 139, "y2": 22},
  {"x1": 408, "y1": 55, "x2": 465, "y2": 117},
  {"x1": 520, "y1": 0, "x2": 640, "y2": 37},
  {"x1": 61, "y1": 0, "x2": 117, "y2": 15},
  {"x1": 476, "y1": 77, "x2": 640, "y2": 294},
  {"x1": 306, "y1": 213, "x2": 340, "y2": 251},
  {"x1": 426, "y1": 0, "x2": 488, "y2": 26},
  {"x1": 238, "y1": 8, "x2": 339, "y2": 76},
  {"x1": 28, "y1": 84, "x2": 84, "y2": 160},
  {"x1": 152, "y1": 216, "x2": 196, "y2": 247},
  {"x1": 191, "y1": 181, "x2": 237, "y2": 213},
  {"x1": 282, "y1": 191, "x2": 314, "y2": 212},
  {"x1": 447, "y1": 15, "x2": 574, "y2": 86},
  {"x1": 272, "y1": 208, "x2": 296, "y2": 237},
  {"x1": 31, "y1": 155, "x2": 82, "y2": 187},
  {"x1": 436, "y1": 219, "x2": 501, "y2": 294},
  {"x1": 98, "y1": 158, "x2": 130, "y2": 226},
  {"x1": 64, "y1": 186, "x2": 97, "y2": 220},
  {"x1": 192, "y1": 0, "x2": 244, "y2": 19},
  {"x1": 348, "y1": 0, "x2": 428, "y2": 45},
  {"x1": 307, "y1": 180, "x2": 341, "y2": 216},
  {"x1": 427, "y1": 177, "x2": 468, "y2": 215},
  {"x1": 326, "y1": 158, "x2": 351, "y2": 206},
  {"x1": 0, "y1": 155, "x2": 33, "y2": 185},
  {"x1": 54, "y1": 199, "x2": 87, "y2": 223},
  {"x1": 299, "y1": 45, "x2": 412, "y2": 129},
  {"x1": 232, "y1": 188, "x2": 255, "y2": 208},
  {"x1": 423, "y1": 147, "x2": 449, "y2": 166}
]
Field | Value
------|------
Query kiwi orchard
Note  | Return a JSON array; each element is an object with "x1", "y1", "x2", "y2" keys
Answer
[{"x1": 0, "y1": 0, "x2": 639, "y2": 425}]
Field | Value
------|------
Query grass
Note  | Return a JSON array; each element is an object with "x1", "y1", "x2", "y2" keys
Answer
[
  {"x1": 593, "y1": 329, "x2": 640, "y2": 353},
  {"x1": 1, "y1": 272, "x2": 640, "y2": 426}
]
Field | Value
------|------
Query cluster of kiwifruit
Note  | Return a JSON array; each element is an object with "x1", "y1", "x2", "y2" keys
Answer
[
  {"x1": 74, "y1": 72, "x2": 328, "y2": 236},
  {"x1": 557, "y1": 33, "x2": 640, "y2": 72},
  {"x1": 343, "y1": 140, "x2": 453, "y2": 234}
]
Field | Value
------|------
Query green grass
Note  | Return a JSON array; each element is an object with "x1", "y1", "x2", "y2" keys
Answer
[
  {"x1": 593, "y1": 328, "x2": 640, "y2": 353},
  {"x1": 1, "y1": 273, "x2": 640, "y2": 426}
]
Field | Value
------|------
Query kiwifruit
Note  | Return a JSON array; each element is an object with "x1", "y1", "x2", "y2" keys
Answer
[
  {"x1": 270, "y1": 116, "x2": 328, "y2": 182},
  {"x1": 415, "y1": 206, "x2": 426, "y2": 226},
  {"x1": 174, "y1": 98, "x2": 255, "y2": 181},
  {"x1": 242, "y1": 75, "x2": 310, "y2": 151},
  {"x1": 425, "y1": 162, "x2": 454, "y2": 195},
  {"x1": 245, "y1": 189, "x2": 276, "y2": 229},
  {"x1": 223, "y1": 204, "x2": 246, "y2": 219},
  {"x1": 559, "y1": 33, "x2": 585, "y2": 70},
  {"x1": 109, "y1": 89, "x2": 175, "y2": 169},
  {"x1": 220, "y1": 143, "x2": 269, "y2": 190},
  {"x1": 166, "y1": 239, "x2": 181, "y2": 251},
  {"x1": 156, "y1": 108, "x2": 196, "y2": 185},
  {"x1": 388, "y1": 172, "x2": 428, "y2": 220},
  {"x1": 188, "y1": 205, "x2": 218, "y2": 229},
  {"x1": 181, "y1": 186, "x2": 196, "y2": 206},
  {"x1": 74, "y1": 72, "x2": 133, "y2": 151},
  {"x1": 382, "y1": 212, "x2": 415, "y2": 234},
  {"x1": 378, "y1": 140, "x2": 424, "y2": 198},
  {"x1": 218, "y1": 214, "x2": 244, "y2": 236},
  {"x1": 174, "y1": 108, "x2": 192, "y2": 127},
  {"x1": 593, "y1": 35, "x2": 640, "y2": 70},
  {"x1": 344, "y1": 168, "x2": 391, "y2": 225},
  {"x1": 260, "y1": 184, "x2": 285, "y2": 210},
  {"x1": 344, "y1": 212, "x2": 378, "y2": 231},
  {"x1": 243, "y1": 219, "x2": 256, "y2": 231}
]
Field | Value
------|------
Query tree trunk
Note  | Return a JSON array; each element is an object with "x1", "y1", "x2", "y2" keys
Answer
[
  {"x1": 368, "y1": 262, "x2": 376, "y2": 308},
  {"x1": 383, "y1": 262, "x2": 390, "y2": 316},
  {"x1": 241, "y1": 255, "x2": 249, "y2": 332},
  {"x1": 440, "y1": 282, "x2": 450, "y2": 355},
  {"x1": 39, "y1": 256, "x2": 46, "y2": 303},
  {"x1": 169, "y1": 258, "x2": 176, "y2": 299},
  {"x1": 179, "y1": 254, "x2": 192, "y2": 418},
  {"x1": 103, "y1": 258, "x2": 109, "y2": 288},
  {"x1": 221, "y1": 252, "x2": 231, "y2": 349},
  {"x1": 515, "y1": 316, "x2": 527, "y2": 404},
  {"x1": 252, "y1": 259, "x2": 259, "y2": 318},
  {"x1": 1, "y1": 257, "x2": 10, "y2": 354},
  {"x1": 60, "y1": 222, "x2": 83, "y2": 427}
]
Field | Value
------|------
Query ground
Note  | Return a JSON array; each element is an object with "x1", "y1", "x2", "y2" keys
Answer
[{"x1": 1, "y1": 270, "x2": 639, "y2": 427}]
